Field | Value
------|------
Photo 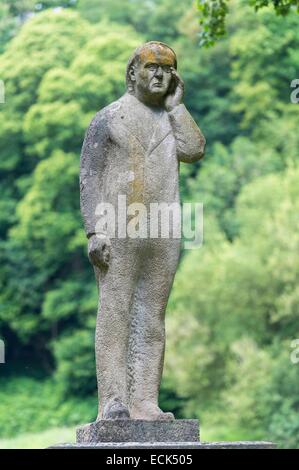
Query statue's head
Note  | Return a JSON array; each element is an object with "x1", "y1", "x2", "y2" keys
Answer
[{"x1": 126, "y1": 41, "x2": 177, "y2": 106}]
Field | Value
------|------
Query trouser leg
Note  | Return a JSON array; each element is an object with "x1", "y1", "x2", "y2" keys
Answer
[
  {"x1": 95, "y1": 239, "x2": 140, "y2": 418},
  {"x1": 128, "y1": 238, "x2": 181, "y2": 419}
]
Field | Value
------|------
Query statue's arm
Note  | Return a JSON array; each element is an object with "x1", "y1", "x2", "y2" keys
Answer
[
  {"x1": 80, "y1": 112, "x2": 109, "y2": 239},
  {"x1": 168, "y1": 104, "x2": 206, "y2": 163}
]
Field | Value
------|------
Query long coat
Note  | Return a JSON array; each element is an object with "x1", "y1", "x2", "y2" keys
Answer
[
  {"x1": 79, "y1": 92, "x2": 206, "y2": 415},
  {"x1": 80, "y1": 92, "x2": 205, "y2": 240}
]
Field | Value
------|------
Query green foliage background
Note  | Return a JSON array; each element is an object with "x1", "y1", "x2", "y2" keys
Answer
[{"x1": 0, "y1": 0, "x2": 299, "y2": 448}]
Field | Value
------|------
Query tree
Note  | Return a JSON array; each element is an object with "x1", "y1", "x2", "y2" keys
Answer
[
  {"x1": 165, "y1": 165, "x2": 299, "y2": 445},
  {"x1": 0, "y1": 10, "x2": 141, "y2": 378},
  {"x1": 197, "y1": 0, "x2": 299, "y2": 46},
  {"x1": 77, "y1": 0, "x2": 194, "y2": 44}
]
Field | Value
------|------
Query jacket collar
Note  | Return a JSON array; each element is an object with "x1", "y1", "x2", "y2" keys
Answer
[{"x1": 115, "y1": 93, "x2": 172, "y2": 156}]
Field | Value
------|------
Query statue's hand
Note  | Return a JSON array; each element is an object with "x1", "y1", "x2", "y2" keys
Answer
[
  {"x1": 165, "y1": 68, "x2": 184, "y2": 112},
  {"x1": 88, "y1": 235, "x2": 111, "y2": 269}
]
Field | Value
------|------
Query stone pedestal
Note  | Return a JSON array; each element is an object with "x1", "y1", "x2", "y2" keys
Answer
[
  {"x1": 51, "y1": 441, "x2": 276, "y2": 449},
  {"x1": 49, "y1": 419, "x2": 276, "y2": 449},
  {"x1": 77, "y1": 419, "x2": 199, "y2": 444}
]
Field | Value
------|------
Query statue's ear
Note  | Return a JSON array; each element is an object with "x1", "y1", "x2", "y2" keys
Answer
[{"x1": 129, "y1": 66, "x2": 136, "y2": 82}]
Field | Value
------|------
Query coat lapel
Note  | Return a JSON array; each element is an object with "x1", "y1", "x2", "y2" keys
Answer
[
  {"x1": 146, "y1": 111, "x2": 172, "y2": 156},
  {"x1": 117, "y1": 93, "x2": 172, "y2": 156}
]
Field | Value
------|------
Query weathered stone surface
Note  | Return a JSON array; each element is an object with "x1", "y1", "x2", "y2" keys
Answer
[
  {"x1": 79, "y1": 41, "x2": 206, "y2": 421},
  {"x1": 50, "y1": 441, "x2": 276, "y2": 449},
  {"x1": 76, "y1": 419, "x2": 199, "y2": 443}
]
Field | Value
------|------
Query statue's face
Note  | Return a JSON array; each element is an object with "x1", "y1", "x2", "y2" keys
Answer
[{"x1": 130, "y1": 45, "x2": 176, "y2": 105}]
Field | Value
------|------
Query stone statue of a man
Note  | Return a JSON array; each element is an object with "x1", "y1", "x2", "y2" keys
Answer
[{"x1": 80, "y1": 41, "x2": 205, "y2": 421}]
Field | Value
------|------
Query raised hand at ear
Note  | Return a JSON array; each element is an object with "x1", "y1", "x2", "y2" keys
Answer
[{"x1": 165, "y1": 68, "x2": 184, "y2": 112}]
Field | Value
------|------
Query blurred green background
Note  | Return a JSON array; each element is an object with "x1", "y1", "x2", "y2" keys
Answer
[{"x1": 0, "y1": 0, "x2": 299, "y2": 449}]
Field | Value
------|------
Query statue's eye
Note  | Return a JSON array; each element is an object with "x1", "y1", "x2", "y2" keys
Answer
[
  {"x1": 147, "y1": 64, "x2": 157, "y2": 71},
  {"x1": 163, "y1": 66, "x2": 171, "y2": 73}
]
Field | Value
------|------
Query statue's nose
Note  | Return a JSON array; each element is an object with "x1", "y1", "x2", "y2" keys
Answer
[{"x1": 155, "y1": 66, "x2": 163, "y2": 77}]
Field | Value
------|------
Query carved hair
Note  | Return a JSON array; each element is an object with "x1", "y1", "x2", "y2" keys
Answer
[{"x1": 126, "y1": 41, "x2": 177, "y2": 93}]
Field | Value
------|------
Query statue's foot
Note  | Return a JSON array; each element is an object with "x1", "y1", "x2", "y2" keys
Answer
[
  {"x1": 101, "y1": 398, "x2": 130, "y2": 420},
  {"x1": 130, "y1": 401, "x2": 175, "y2": 421}
]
